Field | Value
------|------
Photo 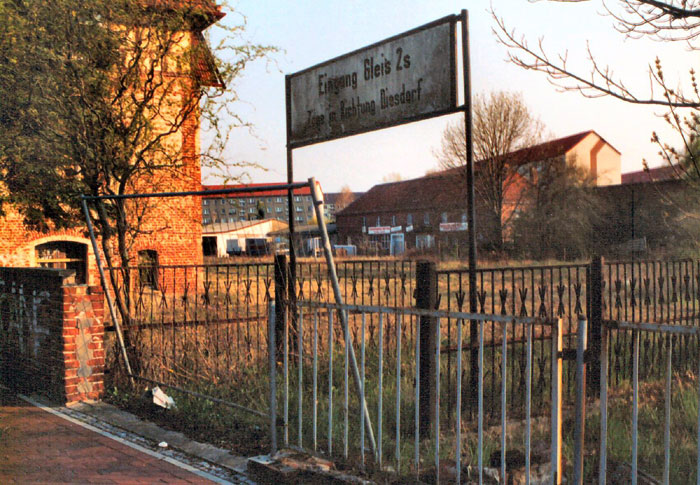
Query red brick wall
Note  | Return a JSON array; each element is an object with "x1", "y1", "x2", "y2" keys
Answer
[
  {"x1": 0, "y1": 268, "x2": 105, "y2": 405},
  {"x1": 0, "y1": 32, "x2": 204, "y2": 284}
]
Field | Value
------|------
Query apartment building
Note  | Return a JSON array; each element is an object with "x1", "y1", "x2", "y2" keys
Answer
[{"x1": 201, "y1": 182, "x2": 324, "y2": 225}]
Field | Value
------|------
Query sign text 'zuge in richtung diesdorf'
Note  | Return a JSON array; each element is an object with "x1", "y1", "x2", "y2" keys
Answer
[{"x1": 288, "y1": 17, "x2": 457, "y2": 148}]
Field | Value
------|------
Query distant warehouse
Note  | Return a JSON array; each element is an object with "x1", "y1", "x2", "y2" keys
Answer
[{"x1": 336, "y1": 130, "x2": 622, "y2": 255}]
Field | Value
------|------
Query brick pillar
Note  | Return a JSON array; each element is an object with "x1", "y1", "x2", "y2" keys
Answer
[
  {"x1": 62, "y1": 283, "x2": 105, "y2": 405},
  {"x1": 0, "y1": 268, "x2": 106, "y2": 405}
]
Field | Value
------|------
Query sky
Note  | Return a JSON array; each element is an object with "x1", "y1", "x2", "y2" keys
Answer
[{"x1": 202, "y1": 0, "x2": 692, "y2": 193}]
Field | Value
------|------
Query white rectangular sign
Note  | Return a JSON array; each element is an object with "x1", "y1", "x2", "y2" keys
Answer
[
  {"x1": 288, "y1": 17, "x2": 457, "y2": 147},
  {"x1": 368, "y1": 226, "x2": 391, "y2": 235},
  {"x1": 439, "y1": 222, "x2": 468, "y2": 232}
]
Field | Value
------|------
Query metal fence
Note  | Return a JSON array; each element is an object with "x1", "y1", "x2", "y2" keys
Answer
[
  {"x1": 268, "y1": 300, "x2": 700, "y2": 484},
  {"x1": 599, "y1": 319, "x2": 700, "y2": 485},
  {"x1": 439, "y1": 263, "x2": 589, "y2": 408},
  {"x1": 98, "y1": 255, "x2": 700, "y2": 482},
  {"x1": 603, "y1": 260, "x2": 700, "y2": 388},
  {"x1": 106, "y1": 262, "x2": 275, "y2": 420},
  {"x1": 106, "y1": 257, "x2": 700, "y2": 418},
  {"x1": 269, "y1": 300, "x2": 562, "y2": 483},
  {"x1": 296, "y1": 259, "x2": 416, "y2": 307},
  {"x1": 104, "y1": 258, "x2": 415, "y2": 418}
]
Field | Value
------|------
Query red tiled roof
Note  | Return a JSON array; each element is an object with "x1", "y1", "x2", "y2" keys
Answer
[
  {"x1": 499, "y1": 130, "x2": 622, "y2": 166},
  {"x1": 435, "y1": 131, "x2": 616, "y2": 175},
  {"x1": 143, "y1": 1, "x2": 225, "y2": 87},
  {"x1": 191, "y1": 32, "x2": 224, "y2": 87},
  {"x1": 340, "y1": 173, "x2": 465, "y2": 216},
  {"x1": 621, "y1": 165, "x2": 679, "y2": 184},
  {"x1": 505, "y1": 131, "x2": 591, "y2": 163},
  {"x1": 201, "y1": 182, "x2": 318, "y2": 199},
  {"x1": 340, "y1": 131, "x2": 613, "y2": 217}
]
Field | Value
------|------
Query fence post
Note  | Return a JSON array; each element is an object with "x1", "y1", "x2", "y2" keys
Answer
[
  {"x1": 415, "y1": 260, "x2": 437, "y2": 438},
  {"x1": 268, "y1": 301, "x2": 278, "y2": 454},
  {"x1": 274, "y1": 254, "x2": 288, "y2": 361},
  {"x1": 573, "y1": 317, "x2": 588, "y2": 485},
  {"x1": 588, "y1": 256, "x2": 603, "y2": 395}
]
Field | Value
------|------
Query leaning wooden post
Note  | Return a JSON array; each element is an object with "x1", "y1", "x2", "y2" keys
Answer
[
  {"x1": 415, "y1": 260, "x2": 438, "y2": 438},
  {"x1": 551, "y1": 317, "x2": 563, "y2": 485}
]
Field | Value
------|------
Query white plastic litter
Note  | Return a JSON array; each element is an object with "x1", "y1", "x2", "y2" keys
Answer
[
  {"x1": 151, "y1": 386, "x2": 176, "y2": 410},
  {"x1": 158, "y1": 441, "x2": 168, "y2": 448}
]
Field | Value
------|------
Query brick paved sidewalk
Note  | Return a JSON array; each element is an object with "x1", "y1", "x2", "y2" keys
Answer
[{"x1": 0, "y1": 392, "x2": 219, "y2": 484}]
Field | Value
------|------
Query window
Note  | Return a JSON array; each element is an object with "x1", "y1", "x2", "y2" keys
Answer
[
  {"x1": 442, "y1": 212, "x2": 448, "y2": 223},
  {"x1": 362, "y1": 216, "x2": 366, "y2": 228},
  {"x1": 424, "y1": 213, "x2": 430, "y2": 225},
  {"x1": 249, "y1": 207, "x2": 255, "y2": 213},
  {"x1": 229, "y1": 199, "x2": 236, "y2": 205},
  {"x1": 249, "y1": 198, "x2": 254, "y2": 203},
  {"x1": 276, "y1": 197, "x2": 283, "y2": 203},
  {"x1": 35, "y1": 241, "x2": 88, "y2": 285},
  {"x1": 276, "y1": 207, "x2": 282, "y2": 213},
  {"x1": 416, "y1": 235, "x2": 435, "y2": 250},
  {"x1": 138, "y1": 250, "x2": 159, "y2": 290},
  {"x1": 295, "y1": 216, "x2": 303, "y2": 222},
  {"x1": 407, "y1": 214, "x2": 413, "y2": 225},
  {"x1": 294, "y1": 196, "x2": 301, "y2": 202},
  {"x1": 392, "y1": 215, "x2": 396, "y2": 226},
  {"x1": 240, "y1": 199, "x2": 246, "y2": 205},
  {"x1": 296, "y1": 206, "x2": 303, "y2": 212},
  {"x1": 203, "y1": 208, "x2": 210, "y2": 215},
  {"x1": 203, "y1": 218, "x2": 211, "y2": 224},
  {"x1": 203, "y1": 199, "x2": 209, "y2": 206},
  {"x1": 202, "y1": 237, "x2": 217, "y2": 257},
  {"x1": 229, "y1": 209, "x2": 236, "y2": 215},
  {"x1": 376, "y1": 216, "x2": 381, "y2": 226},
  {"x1": 461, "y1": 213, "x2": 467, "y2": 223}
]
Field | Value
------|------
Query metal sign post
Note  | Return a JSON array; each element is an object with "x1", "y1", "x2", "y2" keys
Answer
[
  {"x1": 285, "y1": 75, "x2": 298, "y2": 347},
  {"x1": 283, "y1": 10, "x2": 477, "y2": 458},
  {"x1": 461, "y1": 8, "x2": 480, "y2": 410}
]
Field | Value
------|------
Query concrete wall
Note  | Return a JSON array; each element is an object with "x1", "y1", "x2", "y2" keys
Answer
[{"x1": 0, "y1": 268, "x2": 105, "y2": 405}]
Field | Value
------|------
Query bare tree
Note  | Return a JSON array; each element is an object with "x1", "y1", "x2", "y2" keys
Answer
[
  {"x1": 492, "y1": 1, "x2": 700, "y2": 184},
  {"x1": 0, "y1": 0, "x2": 275, "y2": 324},
  {"x1": 335, "y1": 185, "x2": 356, "y2": 212},
  {"x1": 381, "y1": 172, "x2": 404, "y2": 183},
  {"x1": 512, "y1": 156, "x2": 602, "y2": 260},
  {"x1": 436, "y1": 90, "x2": 544, "y2": 250}
]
